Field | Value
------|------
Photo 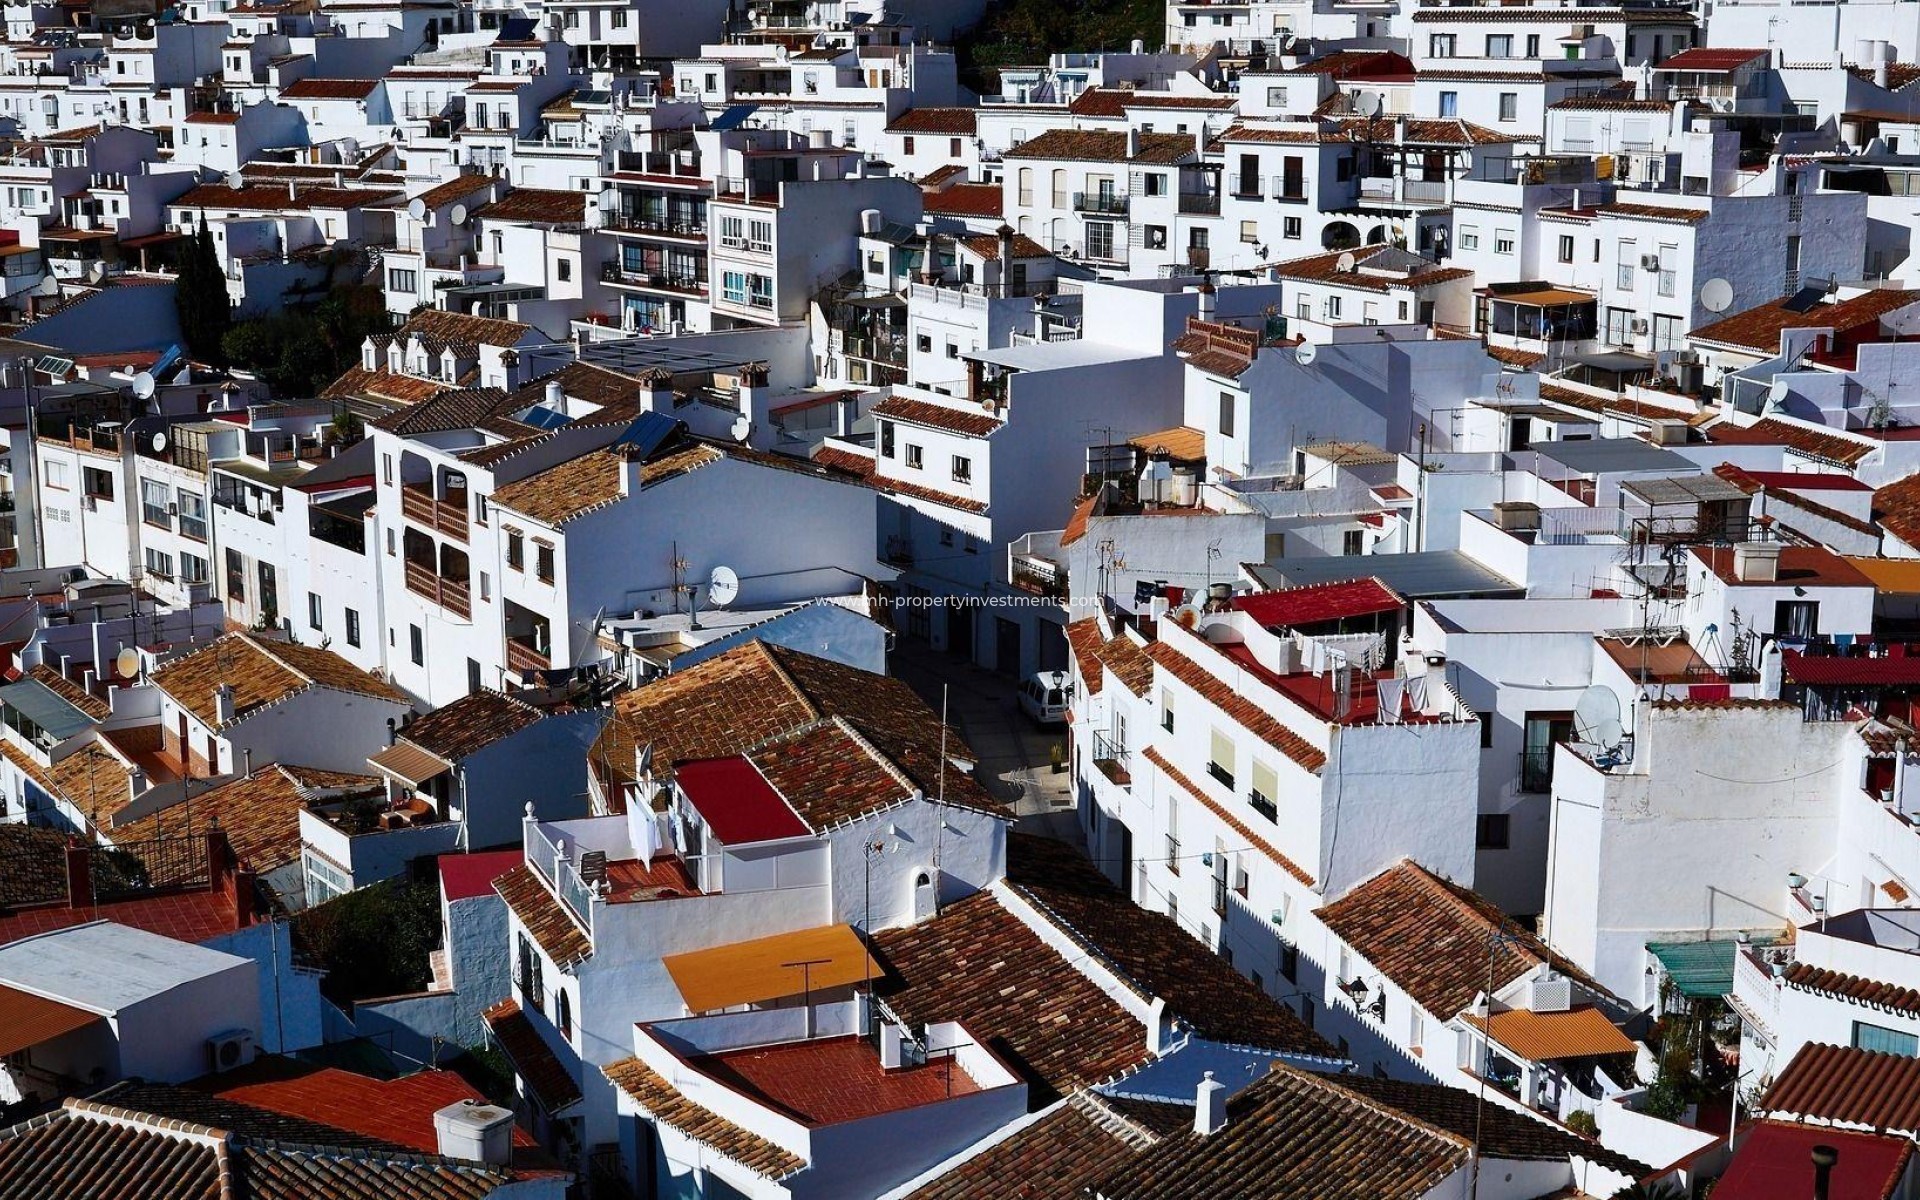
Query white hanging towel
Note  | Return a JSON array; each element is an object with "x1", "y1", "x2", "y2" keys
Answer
[
  {"x1": 1403, "y1": 676, "x2": 1429, "y2": 713},
  {"x1": 627, "y1": 796, "x2": 660, "y2": 867},
  {"x1": 1376, "y1": 676, "x2": 1405, "y2": 723}
]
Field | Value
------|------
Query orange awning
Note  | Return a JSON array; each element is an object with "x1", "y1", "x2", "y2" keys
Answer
[
  {"x1": 1129, "y1": 425, "x2": 1206, "y2": 462},
  {"x1": 368, "y1": 741, "x2": 450, "y2": 786},
  {"x1": 0, "y1": 984, "x2": 101, "y2": 1056},
  {"x1": 663, "y1": 924, "x2": 879, "y2": 1014},
  {"x1": 1463, "y1": 1006, "x2": 1635, "y2": 1062}
]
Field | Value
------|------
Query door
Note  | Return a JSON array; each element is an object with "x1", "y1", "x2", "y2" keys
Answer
[
  {"x1": 995, "y1": 617, "x2": 1021, "y2": 677},
  {"x1": 1114, "y1": 820, "x2": 1133, "y2": 895},
  {"x1": 1521, "y1": 712, "x2": 1574, "y2": 792},
  {"x1": 947, "y1": 598, "x2": 975, "y2": 660}
]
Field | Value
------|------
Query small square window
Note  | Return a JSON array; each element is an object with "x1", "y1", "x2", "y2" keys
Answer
[
  {"x1": 905, "y1": 444, "x2": 924, "y2": 469},
  {"x1": 1476, "y1": 813, "x2": 1511, "y2": 849}
]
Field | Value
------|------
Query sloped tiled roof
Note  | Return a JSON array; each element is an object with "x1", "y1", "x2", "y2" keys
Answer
[
  {"x1": 280, "y1": 77, "x2": 379, "y2": 99},
  {"x1": 1002, "y1": 129, "x2": 1197, "y2": 165},
  {"x1": 1762, "y1": 1042, "x2": 1920, "y2": 1134},
  {"x1": 149, "y1": 633, "x2": 409, "y2": 729},
  {"x1": 1783, "y1": 962, "x2": 1920, "y2": 1016},
  {"x1": 1877, "y1": 472, "x2": 1920, "y2": 548},
  {"x1": 886, "y1": 106, "x2": 977, "y2": 135},
  {"x1": 475, "y1": 187, "x2": 587, "y2": 226},
  {"x1": 1144, "y1": 641, "x2": 1327, "y2": 772},
  {"x1": 0, "y1": 822, "x2": 71, "y2": 910},
  {"x1": 1064, "y1": 620, "x2": 1154, "y2": 698},
  {"x1": 960, "y1": 231, "x2": 1051, "y2": 261},
  {"x1": 602, "y1": 1057, "x2": 806, "y2": 1180},
  {"x1": 871, "y1": 889, "x2": 1151, "y2": 1104},
  {"x1": 1142, "y1": 747, "x2": 1316, "y2": 887},
  {"x1": 1006, "y1": 834, "x2": 1335, "y2": 1055},
  {"x1": 1316, "y1": 859, "x2": 1609, "y2": 1018},
  {"x1": 493, "y1": 866, "x2": 590, "y2": 968},
  {"x1": 398, "y1": 689, "x2": 544, "y2": 762},
  {"x1": 1689, "y1": 288, "x2": 1920, "y2": 354},
  {"x1": 113, "y1": 764, "x2": 378, "y2": 875},
  {"x1": 871, "y1": 394, "x2": 1002, "y2": 436},
  {"x1": 26, "y1": 664, "x2": 109, "y2": 720},
  {"x1": 923, "y1": 183, "x2": 1002, "y2": 218},
  {"x1": 1705, "y1": 417, "x2": 1876, "y2": 467},
  {"x1": 483, "y1": 999, "x2": 581, "y2": 1115},
  {"x1": 1328, "y1": 1073, "x2": 1650, "y2": 1178},
  {"x1": 748, "y1": 717, "x2": 998, "y2": 831},
  {"x1": 904, "y1": 1092, "x2": 1158, "y2": 1200},
  {"x1": 394, "y1": 307, "x2": 533, "y2": 350}
]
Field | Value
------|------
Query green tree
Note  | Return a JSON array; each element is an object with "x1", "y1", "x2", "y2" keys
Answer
[{"x1": 174, "y1": 220, "x2": 232, "y2": 366}]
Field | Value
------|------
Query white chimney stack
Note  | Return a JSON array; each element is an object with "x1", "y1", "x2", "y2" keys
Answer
[
  {"x1": 1194, "y1": 1071, "x2": 1227, "y2": 1135},
  {"x1": 545, "y1": 378, "x2": 564, "y2": 409},
  {"x1": 213, "y1": 682, "x2": 235, "y2": 724}
]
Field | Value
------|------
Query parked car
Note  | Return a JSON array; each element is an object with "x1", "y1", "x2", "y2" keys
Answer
[{"x1": 1018, "y1": 671, "x2": 1071, "y2": 726}]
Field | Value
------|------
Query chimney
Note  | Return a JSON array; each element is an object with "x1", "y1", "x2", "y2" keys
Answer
[
  {"x1": 1196, "y1": 280, "x2": 1216, "y2": 321},
  {"x1": 387, "y1": 715, "x2": 398, "y2": 746},
  {"x1": 128, "y1": 767, "x2": 147, "y2": 801},
  {"x1": 433, "y1": 1101, "x2": 516, "y2": 1167},
  {"x1": 1194, "y1": 1071, "x2": 1227, "y2": 1135},
  {"x1": 639, "y1": 366, "x2": 675, "y2": 413},
  {"x1": 544, "y1": 378, "x2": 564, "y2": 409},
  {"x1": 213, "y1": 682, "x2": 235, "y2": 724},
  {"x1": 1733, "y1": 540, "x2": 1781, "y2": 583},
  {"x1": 1812, "y1": 1144, "x2": 1838, "y2": 1200},
  {"x1": 860, "y1": 208, "x2": 883, "y2": 236},
  {"x1": 64, "y1": 841, "x2": 90, "y2": 907},
  {"x1": 287, "y1": 179, "x2": 297, "y2": 201},
  {"x1": 997, "y1": 222, "x2": 1015, "y2": 276},
  {"x1": 1126, "y1": 126, "x2": 1141, "y2": 158},
  {"x1": 1876, "y1": 59, "x2": 1892, "y2": 89},
  {"x1": 242, "y1": 747, "x2": 253, "y2": 779}
]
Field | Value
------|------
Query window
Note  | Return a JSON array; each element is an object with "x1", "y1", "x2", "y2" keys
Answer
[
  {"x1": 1476, "y1": 813, "x2": 1511, "y2": 849},
  {"x1": 1438, "y1": 91, "x2": 1458, "y2": 118},
  {"x1": 1283, "y1": 216, "x2": 1302, "y2": 240},
  {"x1": 82, "y1": 467, "x2": 113, "y2": 500},
  {"x1": 1521, "y1": 712, "x2": 1574, "y2": 792},
  {"x1": 43, "y1": 460, "x2": 68, "y2": 489},
  {"x1": 516, "y1": 933, "x2": 543, "y2": 1014},
  {"x1": 180, "y1": 552, "x2": 208, "y2": 585},
  {"x1": 1161, "y1": 687, "x2": 1175, "y2": 733},
  {"x1": 556, "y1": 987, "x2": 572, "y2": 1040},
  {"x1": 1240, "y1": 219, "x2": 1259, "y2": 244},
  {"x1": 950, "y1": 138, "x2": 962, "y2": 157},
  {"x1": 946, "y1": 342, "x2": 959, "y2": 359},
  {"x1": 1478, "y1": 712, "x2": 1494, "y2": 748},
  {"x1": 1208, "y1": 728, "x2": 1235, "y2": 790},
  {"x1": 506, "y1": 529, "x2": 524, "y2": 570},
  {"x1": 1267, "y1": 86, "x2": 1288, "y2": 106},
  {"x1": 381, "y1": 454, "x2": 393, "y2": 485},
  {"x1": 535, "y1": 543, "x2": 555, "y2": 584},
  {"x1": 610, "y1": 8, "x2": 626, "y2": 26},
  {"x1": 409, "y1": 624, "x2": 424, "y2": 666},
  {"x1": 1086, "y1": 221, "x2": 1115, "y2": 261},
  {"x1": 1280, "y1": 940, "x2": 1299, "y2": 982},
  {"x1": 345, "y1": 608, "x2": 361, "y2": 647},
  {"x1": 1325, "y1": 295, "x2": 1342, "y2": 319},
  {"x1": 1429, "y1": 34, "x2": 1455, "y2": 57},
  {"x1": 1487, "y1": 34, "x2": 1513, "y2": 57},
  {"x1": 1343, "y1": 529, "x2": 1364, "y2": 556},
  {"x1": 225, "y1": 548, "x2": 246, "y2": 602},
  {"x1": 556, "y1": 258, "x2": 571, "y2": 282},
  {"x1": 140, "y1": 478, "x2": 171, "y2": 527},
  {"x1": 143, "y1": 547, "x2": 173, "y2": 581},
  {"x1": 1459, "y1": 224, "x2": 1479, "y2": 251},
  {"x1": 177, "y1": 490, "x2": 207, "y2": 540},
  {"x1": 1495, "y1": 230, "x2": 1515, "y2": 255},
  {"x1": 1525, "y1": 34, "x2": 1540, "y2": 57},
  {"x1": 905, "y1": 444, "x2": 924, "y2": 469},
  {"x1": 879, "y1": 421, "x2": 895, "y2": 458},
  {"x1": 951, "y1": 455, "x2": 971, "y2": 483},
  {"x1": 1144, "y1": 225, "x2": 1167, "y2": 250},
  {"x1": 1250, "y1": 761, "x2": 1278, "y2": 822},
  {"x1": 1218, "y1": 391, "x2": 1235, "y2": 437},
  {"x1": 1143, "y1": 172, "x2": 1168, "y2": 197},
  {"x1": 1657, "y1": 243, "x2": 1677, "y2": 297},
  {"x1": 258, "y1": 562, "x2": 277, "y2": 625},
  {"x1": 1165, "y1": 802, "x2": 1180, "y2": 874},
  {"x1": 1853, "y1": 1021, "x2": 1919, "y2": 1057},
  {"x1": 387, "y1": 267, "x2": 417, "y2": 292},
  {"x1": 1774, "y1": 600, "x2": 1818, "y2": 639},
  {"x1": 1557, "y1": 234, "x2": 1575, "y2": 264},
  {"x1": 308, "y1": 592, "x2": 323, "y2": 630},
  {"x1": 1617, "y1": 239, "x2": 1637, "y2": 290},
  {"x1": 916, "y1": 333, "x2": 931, "y2": 353},
  {"x1": 1498, "y1": 92, "x2": 1518, "y2": 122}
]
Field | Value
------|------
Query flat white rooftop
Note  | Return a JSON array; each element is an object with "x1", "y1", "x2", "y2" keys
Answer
[{"x1": 0, "y1": 920, "x2": 248, "y2": 1014}]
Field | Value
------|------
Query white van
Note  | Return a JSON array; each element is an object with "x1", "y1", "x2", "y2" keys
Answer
[{"x1": 1017, "y1": 671, "x2": 1071, "y2": 726}]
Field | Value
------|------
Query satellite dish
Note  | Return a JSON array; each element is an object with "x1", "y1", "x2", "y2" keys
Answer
[
  {"x1": 730, "y1": 414, "x2": 752, "y2": 443},
  {"x1": 1335, "y1": 251, "x2": 1356, "y2": 273},
  {"x1": 1295, "y1": 342, "x2": 1319, "y2": 367},
  {"x1": 1355, "y1": 91, "x2": 1382, "y2": 118},
  {"x1": 1767, "y1": 377, "x2": 1791, "y2": 409},
  {"x1": 86, "y1": 261, "x2": 106, "y2": 283},
  {"x1": 149, "y1": 429, "x2": 167, "y2": 452},
  {"x1": 406, "y1": 196, "x2": 427, "y2": 221},
  {"x1": 225, "y1": 170, "x2": 244, "y2": 189},
  {"x1": 36, "y1": 275, "x2": 61, "y2": 298},
  {"x1": 707, "y1": 565, "x2": 740, "y2": 609},
  {"x1": 1699, "y1": 277, "x2": 1734, "y2": 314},
  {"x1": 1169, "y1": 603, "x2": 1201, "y2": 629},
  {"x1": 449, "y1": 202, "x2": 469, "y2": 226},
  {"x1": 114, "y1": 646, "x2": 139, "y2": 679},
  {"x1": 1572, "y1": 685, "x2": 1624, "y2": 753},
  {"x1": 131, "y1": 371, "x2": 155, "y2": 399}
]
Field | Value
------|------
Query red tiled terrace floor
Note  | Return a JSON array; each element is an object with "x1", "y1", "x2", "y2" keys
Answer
[
  {"x1": 688, "y1": 1035, "x2": 977, "y2": 1126},
  {"x1": 1221, "y1": 643, "x2": 1451, "y2": 726},
  {"x1": 604, "y1": 855, "x2": 701, "y2": 903},
  {"x1": 0, "y1": 887, "x2": 239, "y2": 945}
]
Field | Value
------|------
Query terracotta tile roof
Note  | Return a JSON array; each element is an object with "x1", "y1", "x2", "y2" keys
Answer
[
  {"x1": 150, "y1": 633, "x2": 409, "y2": 729},
  {"x1": 1690, "y1": 289, "x2": 1920, "y2": 355},
  {"x1": 602, "y1": 1056, "x2": 806, "y2": 1180},
  {"x1": 904, "y1": 1092, "x2": 1158, "y2": 1199},
  {"x1": 1485, "y1": 343, "x2": 1547, "y2": 368},
  {"x1": 923, "y1": 182, "x2": 1002, "y2": 218},
  {"x1": 1142, "y1": 747, "x2": 1315, "y2": 887},
  {"x1": 114, "y1": 764, "x2": 376, "y2": 875},
  {"x1": 1327, "y1": 1073, "x2": 1650, "y2": 1178},
  {"x1": 195, "y1": 1061, "x2": 538, "y2": 1156},
  {"x1": 1275, "y1": 50, "x2": 1416, "y2": 81},
  {"x1": 1065, "y1": 620, "x2": 1155, "y2": 698},
  {"x1": 811, "y1": 444, "x2": 989, "y2": 513},
  {"x1": 886, "y1": 106, "x2": 977, "y2": 135},
  {"x1": 1316, "y1": 860, "x2": 1610, "y2": 1018},
  {"x1": 398, "y1": 689, "x2": 544, "y2": 762},
  {"x1": 1144, "y1": 641, "x2": 1327, "y2": 772},
  {"x1": 1172, "y1": 317, "x2": 1263, "y2": 379},
  {"x1": 872, "y1": 394, "x2": 1002, "y2": 436},
  {"x1": 1066, "y1": 87, "x2": 1130, "y2": 119},
  {"x1": 1233, "y1": 577, "x2": 1404, "y2": 629},
  {"x1": 484, "y1": 998, "x2": 580, "y2": 1115},
  {"x1": 1411, "y1": 3, "x2": 1691, "y2": 17},
  {"x1": 171, "y1": 182, "x2": 400, "y2": 211},
  {"x1": 871, "y1": 888, "x2": 1151, "y2": 1104},
  {"x1": 1783, "y1": 962, "x2": 1920, "y2": 1015},
  {"x1": 26, "y1": 664, "x2": 109, "y2": 719},
  {"x1": 493, "y1": 866, "x2": 590, "y2": 968},
  {"x1": 1595, "y1": 201, "x2": 1710, "y2": 222},
  {"x1": 475, "y1": 187, "x2": 587, "y2": 226},
  {"x1": 0, "y1": 1100, "x2": 224, "y2": 1200},
  {"x1": 1460, "y1": 1005, "x2": 1637, "y2": 1061},
  {"x1": 1213, "y1": 123, "x2": 1325, "y2": 145},
  {"x1": 1335, "y1": 116, "x2": 1532, "y2": 146},
  {"x1": 1762, "y1": 1043, "x2": 1920, "y2": 1134},
  {"x1": 393, "y1": 307, "x2": 533, "y2": 351},
  {"x1": 0, "y1": 884, "x2": 246, "y2": 945},
  {"x1": 960, "y1": 231, "x2": 1051, "y2": 261},
  {"x1": 280, "y1": 77, "x2": 379, "y2": 99},
  {"x1": 1002, "y1": 129, "x2": 1196, "y2": 165},
  {"x1": 322, "y1": 364, "x2": 461, "y2": 407},
  {"x1": 370, "y1": 385, "x2": 516, "y2": 435},
  {"x1": 1877, "y1": 472, "x2": 1920, "y2": 548},
  {"x1": 1007, "y1": 833, "x2": 1334, "y2": 1054},
  {"x1": 1656, "y1": 47, "x2": 1768, "y2": 73},
  {"x1": 1691, "y1": 544, "x2": 1871, "y2": 588},
  {"x1": 0, "y1": 822, "x2": 71, "y2": 910},
  {"x1": 1714, "y1": 463, "x2": 1877, "y2": 537},
  {"x1": 1092, "y1": 1064, "x2": 1469, "y2": 1199},
  {"x1": 414, "y1": 173, "x2": 496, "y2": 209},
  {"x1": 1715, "y1": 1121, "x2": 1911, "y2": 1200},
  {"x1": 1549, "y1": 87, "x2": 1676, "y2": 111},
  {"x1": 1705, "y1": 417, "x2": 1877, "y2": 467},
  {"x1": 49, "y1": 742, "x2": 138, "y2": 828}
]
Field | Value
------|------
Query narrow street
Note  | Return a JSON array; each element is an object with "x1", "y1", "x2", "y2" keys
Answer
[{"x1": 889, "y1": 637, "x2": 1084, "y2": 847}]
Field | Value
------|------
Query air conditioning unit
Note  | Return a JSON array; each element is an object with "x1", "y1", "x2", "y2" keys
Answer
[
  {"x1": 1640, "y1": 254, "x2": 1661, "y2": 272},
  {"x1": 1630, "y1": 317, "x2": 1650, "y2": 335},
  {"x1": 206, "y1": 1028, "x2": 255, "y2": 1073},
  {"x1": 1528, "y1": 971, "x2": 1573, "y2": 1013},
  {"x1": 82, "y1": 495, "x2": 96, "y2": 513}
]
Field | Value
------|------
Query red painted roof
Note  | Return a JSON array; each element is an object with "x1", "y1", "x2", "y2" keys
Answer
[
  {"x1": 197, "y1": 1061, "x2": 539, "y2": 1153},
  {"x1": 1784, "y1": 651, "x2": 1920, "y2": 687},
  {"x1": 676, "y1": 755, "x2": 810, "y2": 844},
  {"x1": 0, "y1": 888, "x2": 241, "y2": 946},
  {"x1": 1656, "y1": 47, "x2": 1768, "y2": 73},
  {"x1": 439, "y1": 848, "x2": 524, "y2": 902},
  {"x1": 1232, "y1": 578, "x2": 1405, "y2": 628},
  {"x1": 1715, "y1": 1122, "x2": 1910, "y2": 1200},
  {"x1": 1737, "y1": 471, "x2": 1870, "y2": 493}
]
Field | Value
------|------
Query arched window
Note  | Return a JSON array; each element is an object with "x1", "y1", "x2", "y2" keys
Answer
[{"x1": 556, "y1": 987, "x2": 572, "y2": 1040}]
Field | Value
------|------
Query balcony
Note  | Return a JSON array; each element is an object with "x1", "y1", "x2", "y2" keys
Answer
[
  {"x1": 405, "y1": 560, "x2": 471, "y2": 618},
  {"x1": 1072, "y1": 191, "x2": 1128, "y2": 216},
  {"x1": 843, "y1": 330, "x2": 907, "y2": 367},
  {"x1": 613, "y1": 149, "x2": 706, "y2": 180},
  {"x1": 1008, "y1": 530, "x2": 1065, "y2": 598},
  {"x1": 603, "y1": 211, "x2": 708, "y2": 240},
  {"x1": 506, "y1": 635, "x2": 550, "y2": 675},
  {"x1": 1091, "y1": 730, "x2": 1130, "y2": 788},
  {"x1": 401, "y1": 484, "x2": 468, "y2": 542},
  {"x1": 1229, "y1": 175, "x2": 1264, "y2": 200},
  {"x1": 1728, "y1": 944, "x2": 1786, "y2": 1046},
  {"x1": 601, "y1": 262, "x2": 709, "y2": 295},
  {"x1": 1178, "y1": 192, "x2": 1221, "y2": 216}
]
